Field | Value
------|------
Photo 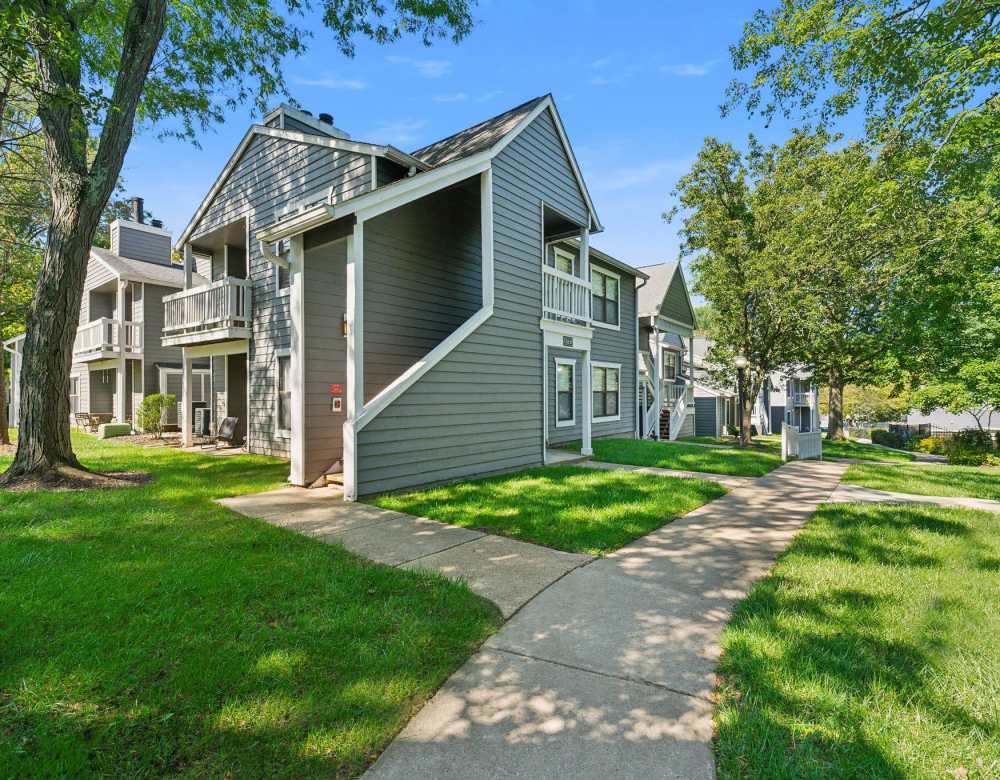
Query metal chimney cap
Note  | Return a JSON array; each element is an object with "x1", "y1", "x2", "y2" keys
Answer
[
  {"x1": 151, "y1": 218, "x2": 164, "y2": 229},
  {"x1": 318, "y1": 112, "x2": 334, "y2": 125}
]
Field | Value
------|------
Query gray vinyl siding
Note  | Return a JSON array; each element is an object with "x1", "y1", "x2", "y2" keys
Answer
[
  {"x1": 770, "y1": 404, "x2": 785, "y2": 434},
  {"x1": 591, "y1": 259, "x2": 638, "y2": 439},
  {"x1": 142, "y1": 284, "x2": 181, "y2": 399},
  {"x1": 363, "y1": 182, "x2": 481, "y2": 402},
  {"x1": 661, "y1": 272, "x2": 695, "y2": 328},
  {"x1": 302, "y1": 236, "x2": 348, "y2": 481},
  {"x1": 114, "y1": 225, "x2": 171, "y2": 265},
  {"x1": 547, "y1": 348, "x2": 582, "y2": 445},
  {"x1": 356, "y1": 108, "x2": 589, "y2": 495},
  {"x1": 695, "y1": 397, "x2": 718, "y2": 437},
  {"x1": 88, "y1": 368, "x2": 115, "y2": 414},
  {"x1": 190, "y1": 131, "x2": 373, "y2": 458}
]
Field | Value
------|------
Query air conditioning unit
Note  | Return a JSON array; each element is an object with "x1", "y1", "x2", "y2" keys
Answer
[{"x1": 193, "y1": 407, "x2": 212, "y2": 437}]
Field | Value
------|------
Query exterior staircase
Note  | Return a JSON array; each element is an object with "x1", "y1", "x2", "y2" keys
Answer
[{"x1": 659, "y1": 408, "x2": 671, "y2": 439}]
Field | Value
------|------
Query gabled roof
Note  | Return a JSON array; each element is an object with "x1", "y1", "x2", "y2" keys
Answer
[
  {"x1": 411, "y1": 96, "x2": 547, "y2": 167},
  {"x1": 636, "y1": 262, "x2": 678, "y2": 317},
  {"x1": 175, "y1": 124, "x2": 431, "y2": 248},
  {"x1": 258, "y1": 94, "x2": 603, "y2": 243},
  {"x1": 91, "y1": 247, "x2": 205, "y2": 288}
]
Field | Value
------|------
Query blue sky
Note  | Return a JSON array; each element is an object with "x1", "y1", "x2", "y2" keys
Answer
[{"x1": 122, "y1": 0, "x2": 837, "y2": 276}]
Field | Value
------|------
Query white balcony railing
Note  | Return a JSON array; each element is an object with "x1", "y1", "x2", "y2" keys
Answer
[
  {"x1": 790, "y1": 391, "x2": 813, "y2": 406},
  {"x1": 662, "y1": 382, "x2": 693, "y2": 407},
  {"x1": 74, "y1": 318, "x2": 142, "y2": 356},
  {"x1": 163, "y1": 277, "x2": 252, "y2": 336},
  {"x1": 542, "y1": 266, "x2": 591, "y2": 323}
]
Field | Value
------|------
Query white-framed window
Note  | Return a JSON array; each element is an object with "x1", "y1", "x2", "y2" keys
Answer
[
  {"x1": 591, "y1": 267, "x2": 620, "y2": 327},
  {"x1": 548, "y1": 244, "x2": 581, "y2": 277},
  {"x1": 554, "y1": 358, "x2": 576, "y2": 427},
  {"x1": 663, "y1": 350, "x2": 680, "y2": 380},
  {"x1": 275, "y1": 349, "x2": 291, "y2": 437},
  {"x1": 69, "y1": 376, "x2": 80, "y2": 415},
  {"x1": 592, "y1": 363, "x2": 621, "y2": 422}
]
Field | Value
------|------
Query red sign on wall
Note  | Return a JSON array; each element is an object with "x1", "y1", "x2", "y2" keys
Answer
[{"x1": 329, "y1": 383, "x2": 343, "y2": 394}]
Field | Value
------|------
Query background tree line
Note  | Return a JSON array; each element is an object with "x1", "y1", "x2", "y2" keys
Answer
[{"x1": 675, "y1": 0, "x2": 998, "y2": 441}]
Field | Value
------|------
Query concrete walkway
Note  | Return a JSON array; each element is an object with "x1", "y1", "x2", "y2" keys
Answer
[
  {"x1": 829, "y1": 482, "x2": 1000, "y2": 513},
  {"x1": 218, "y1": 487, "x2": 590, "y2": 618},
  {"x1": 364, "y1": 459, "x2": 848, "y2": 780}
]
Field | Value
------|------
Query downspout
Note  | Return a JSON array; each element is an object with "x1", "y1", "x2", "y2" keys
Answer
[{"x1": 633, "y1": 277, "x2": 648, "y2": 439}]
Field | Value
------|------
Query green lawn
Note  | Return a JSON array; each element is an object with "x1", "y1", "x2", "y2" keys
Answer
[
  {"x1": 844, "y1": 462, "x2": 1000, "y2": 501},
  {"x1": 369, "y1": 465, "x2": 727, "y2": 555},
  {"x1": 679, "y1": 434, "x2": 916, "y2": 463},
  {"x1": 715, "y1": 502, "x2": 1000, "y2": 778},
  {"x1": 0, "y1": 432, "x2": 501, "y2": 778},
  {"x1": 576, "y1": 437, "x2": 784, "y2": 477}
]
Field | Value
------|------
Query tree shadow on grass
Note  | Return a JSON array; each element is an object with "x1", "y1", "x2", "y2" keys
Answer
[{"x1": 713, "y1": 503, "x2": 999, "y2": 778}]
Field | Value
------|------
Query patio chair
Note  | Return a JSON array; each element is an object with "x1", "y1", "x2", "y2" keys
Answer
[
  {"x1": 74, "y1": 412, "x2": 91, "y2": 432},
  {"x1": 214, "y1": 417, "x2": 239, "y2": 449}
]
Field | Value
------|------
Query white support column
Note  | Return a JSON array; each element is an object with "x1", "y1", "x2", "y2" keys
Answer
[
  {"x1": 183, "y1": 243, "x2": 193, "y2": 290},
  {"x1": 542, "y1": 341, "x2": 549, "y2": 463},
  {"x1": 581, "y1": 348, "x2": 593, "y2": 457},
  {"x1": 343, "y1": 220, "x2": 364, "y2": 501},
  {"x1": 579, "y1": 226, "x2": 590, "y2": 320},
  {"x1": 289, "y1": 235, "x2": 306, "y2": 486},
  {"x1": 481, "y1": 168, "x2": 494, "y2": 308},
  {"x1": 652, "y1": 327, "x2": 662, "y2": 440},
  {"x1": 181, "y1": 348, "x2": 193, "y2": 447},
  {"x1": 115, "y1": 280, "x2": 127, "y2": 425}
]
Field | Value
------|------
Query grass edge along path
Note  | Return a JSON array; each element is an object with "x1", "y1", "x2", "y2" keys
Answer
[
  {"x1": 370, "y1": 464, "x2": 727, "y2": 555},
  {"x1": 0, "y1": 432, "x2": 502, "y2": 779}
]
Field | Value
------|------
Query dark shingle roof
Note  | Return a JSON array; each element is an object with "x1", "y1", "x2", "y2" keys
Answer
[{"x1": 410, "y1": 96, "x2": 548, "y2": 167}]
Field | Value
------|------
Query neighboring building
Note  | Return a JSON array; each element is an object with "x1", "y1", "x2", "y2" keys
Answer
[
  {"x1": 690, "y1": 338, "x2": 820, "y2": 436},
  {"x1": 904, "y1": 407, "x2": 999, "y2": 433},
  {"x1": 165, "y1": 96, "x2": 643, "y2": 498},
  {"x1": 691, "y1": 337, "x2": 738, "y2": 438},
  {"x1": 3, "y1": 333, "x2": 24, "y2": 427},
  {"x1": 69, "y1": 201, "x2": 210, "y2": 428},
  {"x1": 636, "y1": 263, "x2": 698, "y2": 440}
]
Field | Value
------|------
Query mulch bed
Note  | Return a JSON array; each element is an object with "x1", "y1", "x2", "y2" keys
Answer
[
  {"x1": 0, "y1": 466, "x2": 152, "y2": 493},
  {"x1": 110, "y1": 434, "x2": 181, "y2": 448}
]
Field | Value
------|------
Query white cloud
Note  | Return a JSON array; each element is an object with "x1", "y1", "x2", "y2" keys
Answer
[
  {"x1": 386, "y1": 55, "x2": 452, "y2": 78},
  {"x1": 292, "y1": 74, "x2": 367, "y2": 90},
  {"x1": 660, "y1": 61, "x2": 716, "y2": 77},
  {"x1": 590, "y1": 75, "x2": 623, "y2": 87},
  {"x1": 593, "y1": 159, "x2": 693, "y2": 192},
  {"x1": 590, "y1": 55, "x2": 613, "y2": 69},
  {"x1": 368, "y1": 118, "x2": 428, "y2": 148},
  {"x1": 475, "y1": 89, "x2": 503, "y2": 102},
  {"x1": 433, "y1": 92, "x2": 470, "y2": 103}
]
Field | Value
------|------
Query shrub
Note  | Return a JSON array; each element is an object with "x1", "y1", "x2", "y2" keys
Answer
[
  {"x1": 913, "y1": 436, "x2": 948, "y2": 455},
  {"x1": 944, "y1": 429, "x2": 995, "y2": 466},
  {"x1": 871, "y1": 429, "x2": 904, "y2": 449},
  {"x1": 138, "y1": 393, "x2": 176, "y2": 438}
]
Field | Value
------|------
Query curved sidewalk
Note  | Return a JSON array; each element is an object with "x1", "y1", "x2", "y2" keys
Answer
[{"x1": 364, "y1": 459, "x2": 848, "y2": 780}]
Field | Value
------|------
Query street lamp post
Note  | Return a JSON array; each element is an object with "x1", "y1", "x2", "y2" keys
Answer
[{"x1": 734, "y1": 354, "x2": 749, "y2": 447}]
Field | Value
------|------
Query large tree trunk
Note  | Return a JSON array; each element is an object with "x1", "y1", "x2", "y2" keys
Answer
[
  {"x1": 0, "y1": 0, "x2": 165, "y2": 484},
  {"x1": 827, "y1": 366, "x2": 846, "y2": 440}
]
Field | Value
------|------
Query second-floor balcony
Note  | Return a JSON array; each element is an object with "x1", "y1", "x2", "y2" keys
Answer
[
  {"x1": 74, "y1": 318, "x2": 143, "y2": 361},
  {"x1": 542, "y1": 265, "x2": 591, "y2": 324},
  {"x1": 790, "y1": 391, "x2": 814, "y2": 406},
  {"x1": 162, "y1": 277, "x2": 252, "y2": 348}
]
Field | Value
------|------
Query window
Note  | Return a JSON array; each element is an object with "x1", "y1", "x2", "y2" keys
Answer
[
  {"x1": 69, "y1": 377, "x2": 80, "y2": 415},
  {"x1": 591, "y1": 268, "x2": 619, "y2": 327},
  {"x1": 555, "y1": 359, "x2": 575, "y2": 427},
  {"x1": 592, "y1": 364, "x2": 620, "y2": 421},
  {"x1": 276, "y1": 263, "x2": 291, "y2": 294},
  {"x1": 276, "y1": 352, "x2": 291, "y2": 436},
  {"x1": 663, "y1": 350, "x2": 680, "y2": 380},
  {"x1": 550, "y1": 245, "x2": 580, "y2": 277}
]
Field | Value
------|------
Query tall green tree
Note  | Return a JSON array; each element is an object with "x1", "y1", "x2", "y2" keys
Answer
[
  {"x1": 0, "y1": 0, "x2": 475, "y2": 484},
  {"x1": 669, "y1": 136, "x2": 808, "y2": 445}
]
